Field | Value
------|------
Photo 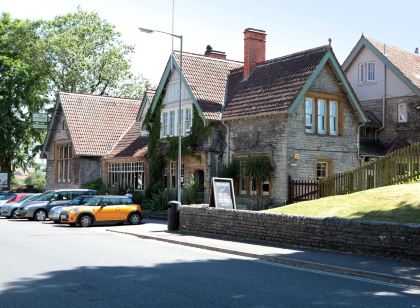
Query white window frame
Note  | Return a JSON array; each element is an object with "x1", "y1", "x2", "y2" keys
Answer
[
  {"x1": 317, "y1": 99, "x2": 327, "y2": 134},
  {"x1": 305, "y1": 97, "x2": 315, "y2": 133},
  {"x1": 162, "y1": 112, "x2": 168, "y2": 137},
  {"x1": 107, "y1": 162, "x2": 145, "y2": 191},
  {"x1": 359, "y1": 63, "x2": 366, "y2": 84},
  {"x1": 398, "y1": 102, "x2": 408, "y2": 123},
  {"x1": 316, "y1": 161, "x2": 329, "y2": 180},
  {"x1": 169, "y1": 110, "x2": 175, "y2": 136},
  {"x1": 367, "y1": 62, "x2": 376, "y2": 81},
  {"x1": 184, "y1": 107, "x2": 192, "y2": 134},
  {"x1": 329, "y1": 101, "x2": 338, "y2": 135}
]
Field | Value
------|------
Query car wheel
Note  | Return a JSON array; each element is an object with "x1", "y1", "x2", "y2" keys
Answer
[
  {"x1": 78, "y1": 215, "x2": 92, "y2": 227},
  {"x1": 11, "y1": 209, "x2": 18, "y2": 219},
  {"x1": 128, "y1": 212, "x2": 142, "y2": 225},
  {"x1": 34, "y1": 209, "x2": 47, "y2": 221}
]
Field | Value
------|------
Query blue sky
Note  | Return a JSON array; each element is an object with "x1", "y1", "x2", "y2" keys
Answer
[{"x1": 2, "y1": 0, "x2": 419, "y2": 85}]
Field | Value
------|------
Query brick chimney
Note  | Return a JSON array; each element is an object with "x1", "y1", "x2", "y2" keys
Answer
[
  {"x1": 243, "y1": 28, "x2": 266, "y2": 78},
  {"x1": 204, "y1": 45, "x2": 227, "y2": 60}
]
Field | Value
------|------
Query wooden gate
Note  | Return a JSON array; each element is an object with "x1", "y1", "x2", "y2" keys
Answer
[{"x1": 288, "y1": 176, "x2": 319, "y2": 204}]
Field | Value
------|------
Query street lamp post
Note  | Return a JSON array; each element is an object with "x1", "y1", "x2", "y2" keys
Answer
[{"x1": 139, "y1": 27, "x2": 183, "y2": 203}]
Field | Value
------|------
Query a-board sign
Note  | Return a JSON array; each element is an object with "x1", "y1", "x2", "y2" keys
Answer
[
  {"x1": 0, "y1": 173, "x2": 8, "y2": 188},
  {"x1": 209, "y1": 177, "x2": 236, "y2": 209},
  {"x1": 32, "y1": 113, "x2": 48, "y2": 123}
]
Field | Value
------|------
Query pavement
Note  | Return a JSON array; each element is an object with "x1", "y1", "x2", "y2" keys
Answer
[{"x1": 107, "y1": 219, "x2": 420, "y2": 288}]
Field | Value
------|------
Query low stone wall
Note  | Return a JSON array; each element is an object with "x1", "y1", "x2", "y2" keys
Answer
[{"x1": 179, "y1": 205, "x2": 420, "y2": 260}]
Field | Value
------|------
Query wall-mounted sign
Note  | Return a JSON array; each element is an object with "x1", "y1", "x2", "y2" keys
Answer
[
  {"x1": 32, "y1": 113, "x2": 48, "y2": 123},
  {"x1": 32, "y1": 123, "x2": 48, "y2": 129},
  {"x1": 209, "y1": 177, "x2": 236, "y2": 209},
  {"x1": 0, "y1": 173, "x2": 8, "y2": 188}
]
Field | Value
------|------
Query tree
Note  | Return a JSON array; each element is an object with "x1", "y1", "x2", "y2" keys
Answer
[
  {"x1": 245, "y1": 155, "x2": 273, "y2": 210},
  {"x1": 38, "y1": 7, "x2": 149, "y2": 98},
  {"x1": 0, "y1": 13, "x2": 49, "y2": 188},
  {"x1": 24, "y1": 171, "x2": 46, "y2": 192}
]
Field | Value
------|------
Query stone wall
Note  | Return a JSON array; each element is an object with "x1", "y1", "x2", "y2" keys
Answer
[
  {"x1": 179, "y1": 205, "x2": 420, "y2": 260},
  {"x1": 362, "y1": 95, "x2": 420, "y2": 146}
]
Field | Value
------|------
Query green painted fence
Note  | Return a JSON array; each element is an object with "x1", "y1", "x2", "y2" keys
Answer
[{"x1": 318, "y1": 142, "x2": 420, "y2": 197}]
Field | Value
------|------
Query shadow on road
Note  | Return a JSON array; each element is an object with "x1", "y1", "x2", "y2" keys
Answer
[{"x1": 0, "y1": 259, "x2": 418, "y2": 308}]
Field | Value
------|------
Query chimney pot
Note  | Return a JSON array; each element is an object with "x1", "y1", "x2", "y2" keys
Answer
[
  {"x1": 415, "y1": 47, "x2": 419, "y2": 54},
  {"x1": 243, "y1": 28, "x2": 266, "y2": 79},
  {"x1": 204, "y1": 46, "x2": 227, "y2": 59}
]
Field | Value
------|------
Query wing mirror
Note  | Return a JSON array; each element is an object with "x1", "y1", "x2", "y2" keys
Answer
[{"x1": 99, "y1": 202, "x2": 107, "y2": 207}]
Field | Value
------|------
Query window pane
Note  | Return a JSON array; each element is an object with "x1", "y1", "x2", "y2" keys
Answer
[
  {"x1": 398, "y1": 103, "x2": 407, "y2": 123},
  {"x1": 329, "y1": 101, "x2": 338, "y2": 135},
  {"x1": 368, "y1": 63, "x2": 375, "y2": 81},
  {"x1": 316, "y1": 162, "x2": 328, "y2": 180},
  {"x1": 305, "y1": 97, "x2": 314, "y2": 133},
  {"x1": 162, "y1": 112, "x2": 168, "y2": 136},
  {"x1": 318, "y1": 99, "x2": 326, "y2": 134},
  {"x1": 169, "y1": 111, "x2": 175, "y2": 136}
]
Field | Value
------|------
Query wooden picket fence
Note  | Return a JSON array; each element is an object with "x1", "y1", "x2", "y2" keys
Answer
[{"x1": 318, "y1": 142, "x2": 420, "y2": 198}]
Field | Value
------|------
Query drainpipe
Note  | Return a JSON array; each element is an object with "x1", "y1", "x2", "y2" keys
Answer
[
  {"x1": 357, "y1": 122, "x2": 366, "y2": 163},
  {"x1": 221, "y1": 121, "x2": 231, "y2": 163},
  {"x1": 375, "y1": 59, "x2": 387, "y2": 141}
]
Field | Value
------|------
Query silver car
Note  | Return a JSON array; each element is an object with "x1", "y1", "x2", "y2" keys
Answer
[{"x1": 0, "y1": 194, "x2": 41, "y2": 218}]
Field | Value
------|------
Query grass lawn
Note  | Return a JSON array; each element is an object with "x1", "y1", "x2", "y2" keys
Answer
[{"x1": 265, "y1": 182, "x2": 420, "y2": 224}]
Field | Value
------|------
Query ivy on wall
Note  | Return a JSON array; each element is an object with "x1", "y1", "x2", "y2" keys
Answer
[{"x1": 145, "y1": 93, "x2": 211, "y2": 196}]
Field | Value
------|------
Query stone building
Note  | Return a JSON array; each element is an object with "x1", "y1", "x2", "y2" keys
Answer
[
  {"x1": 145, "y1": 47, "x2": 242, "y2": 193},
  {"x1": 343, "y1": 36, "x2": 420, "y2": 159},
  {"x1": 222, "y1": 29, "x2": 368, "y2": 204},
  {"x1": 42, "y1": 91, "x2": 151, "y2": 191}
]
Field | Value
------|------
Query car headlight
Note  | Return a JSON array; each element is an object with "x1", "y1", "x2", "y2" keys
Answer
[{"x1": 68, "y1": 208, "x2": 80, "y2": 214}]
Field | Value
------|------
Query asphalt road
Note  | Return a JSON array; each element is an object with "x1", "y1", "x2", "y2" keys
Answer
[{"x1": 0, "y1": 217, "x2": 418, "y2": 308}]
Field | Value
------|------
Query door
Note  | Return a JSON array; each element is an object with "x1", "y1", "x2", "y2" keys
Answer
[{"x1": 93, "y1": 198, "x2": 120, "y2": 221}]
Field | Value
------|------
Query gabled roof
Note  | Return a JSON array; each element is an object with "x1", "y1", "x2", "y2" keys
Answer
[
  {"x1": 137, "y1": 89, "x2": 155, "y2": 122},
  {"x1": 223, "y1": 46, "x2": 368, "y2": 122},
  {"x1": 149, "y1": 51, "x2": 242, "y2": 122},
  {"x1": 44, "y1": 92, "x2": 141, "y2": 157},
  {"x1": 106, "y1": 121, "x2": 148, "y2": 158},
  {"x1": 342, "y1": 36, "x2": 420, "y2": 96}
]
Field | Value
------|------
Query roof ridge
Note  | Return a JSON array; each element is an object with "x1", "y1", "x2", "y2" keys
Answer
[
  {"x1": 257, "y1": 45, "x2": 329, "y2": 67},
  {"x1": 59, "y1": 91, "x2": 142, "y2": 102},
  {"x1": 365, "y1": 36, "x2": 420, "y2": 58},
  {"x1": 173, "y1": 50, "x2": 243, "y2": 64}
]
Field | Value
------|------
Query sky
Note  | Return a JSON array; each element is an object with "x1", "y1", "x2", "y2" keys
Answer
[{"x1": 2, "y1": 0, "x2": 420, "y2": 86}]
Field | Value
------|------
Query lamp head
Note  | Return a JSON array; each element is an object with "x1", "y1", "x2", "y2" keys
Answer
[{"x1": 138, "y1": 27, "x2": 154, "y2": 34}]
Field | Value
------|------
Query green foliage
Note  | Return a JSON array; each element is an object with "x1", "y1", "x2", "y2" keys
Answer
[
  {"x1": 37, "y1": 7, "x2": 149, "y2": 98},
  {"x1": 218, "y1": 160, "x2": 240, "y2": 179},
  {"x1": 245, "y1": 155, "x2": 273, "y2": 210},
  {"x1": 0, "y1": 13, "x2": 49, "y2": 177},
  {"x1": 24, "y1": 171, "x2": 46, "y2": 192}
]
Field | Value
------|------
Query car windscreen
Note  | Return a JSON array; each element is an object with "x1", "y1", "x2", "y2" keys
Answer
[
  {"x1": 84, "y1": 197, "x2": 103, "y2": 206},
  {"x1": 35, "y1": 192, "x2": 56, "y2": 201},
  {"x1": 21, "y1": 194, "x2": 42, "y2": 205},
  {"x1": 0, "y1": 194, "x2": 14, "y2": 200}
]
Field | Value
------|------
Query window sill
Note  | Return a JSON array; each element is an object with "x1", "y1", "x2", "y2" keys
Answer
[{"x1": 358, "y1": 81, "x2": 377, "y2": 86}]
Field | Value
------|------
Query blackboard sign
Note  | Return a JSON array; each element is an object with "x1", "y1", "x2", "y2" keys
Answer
[{"x1": 209, "y1": 177, "x2": 236, "y2": 209}]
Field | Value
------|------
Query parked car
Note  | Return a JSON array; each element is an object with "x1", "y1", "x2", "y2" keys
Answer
[
  {"x1": 0, "y1": 193, "x2": 17, "y2": 205},
  {"x1": 48, "y1": 195, "x2": 95, "y2": 223},
  {"x1": 60, "y1": 195, "x2": 143, "y2": 227},
  {"x1": 0, "y1": 194, "x2": 42, "y2": 219},
  {"x1": 15, "y1": 189, "x2": 96, "y2": 221}
]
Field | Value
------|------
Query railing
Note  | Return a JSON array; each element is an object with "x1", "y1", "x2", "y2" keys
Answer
[{"x1": 318, "y1": 142, "x2": 420, "y2": 198}]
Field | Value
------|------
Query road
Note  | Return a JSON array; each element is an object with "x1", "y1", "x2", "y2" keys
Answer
[{"x1": 0, "y1": 217, "x2": 418, "y2": 307}]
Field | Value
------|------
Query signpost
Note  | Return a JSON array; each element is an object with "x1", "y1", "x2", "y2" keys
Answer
[
  {"x1": 32, "y1": 113, "x2": 48, "y2": 130},
  {"x1": 209, "y1": 177, "x2": 236, "y2": 209}
]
